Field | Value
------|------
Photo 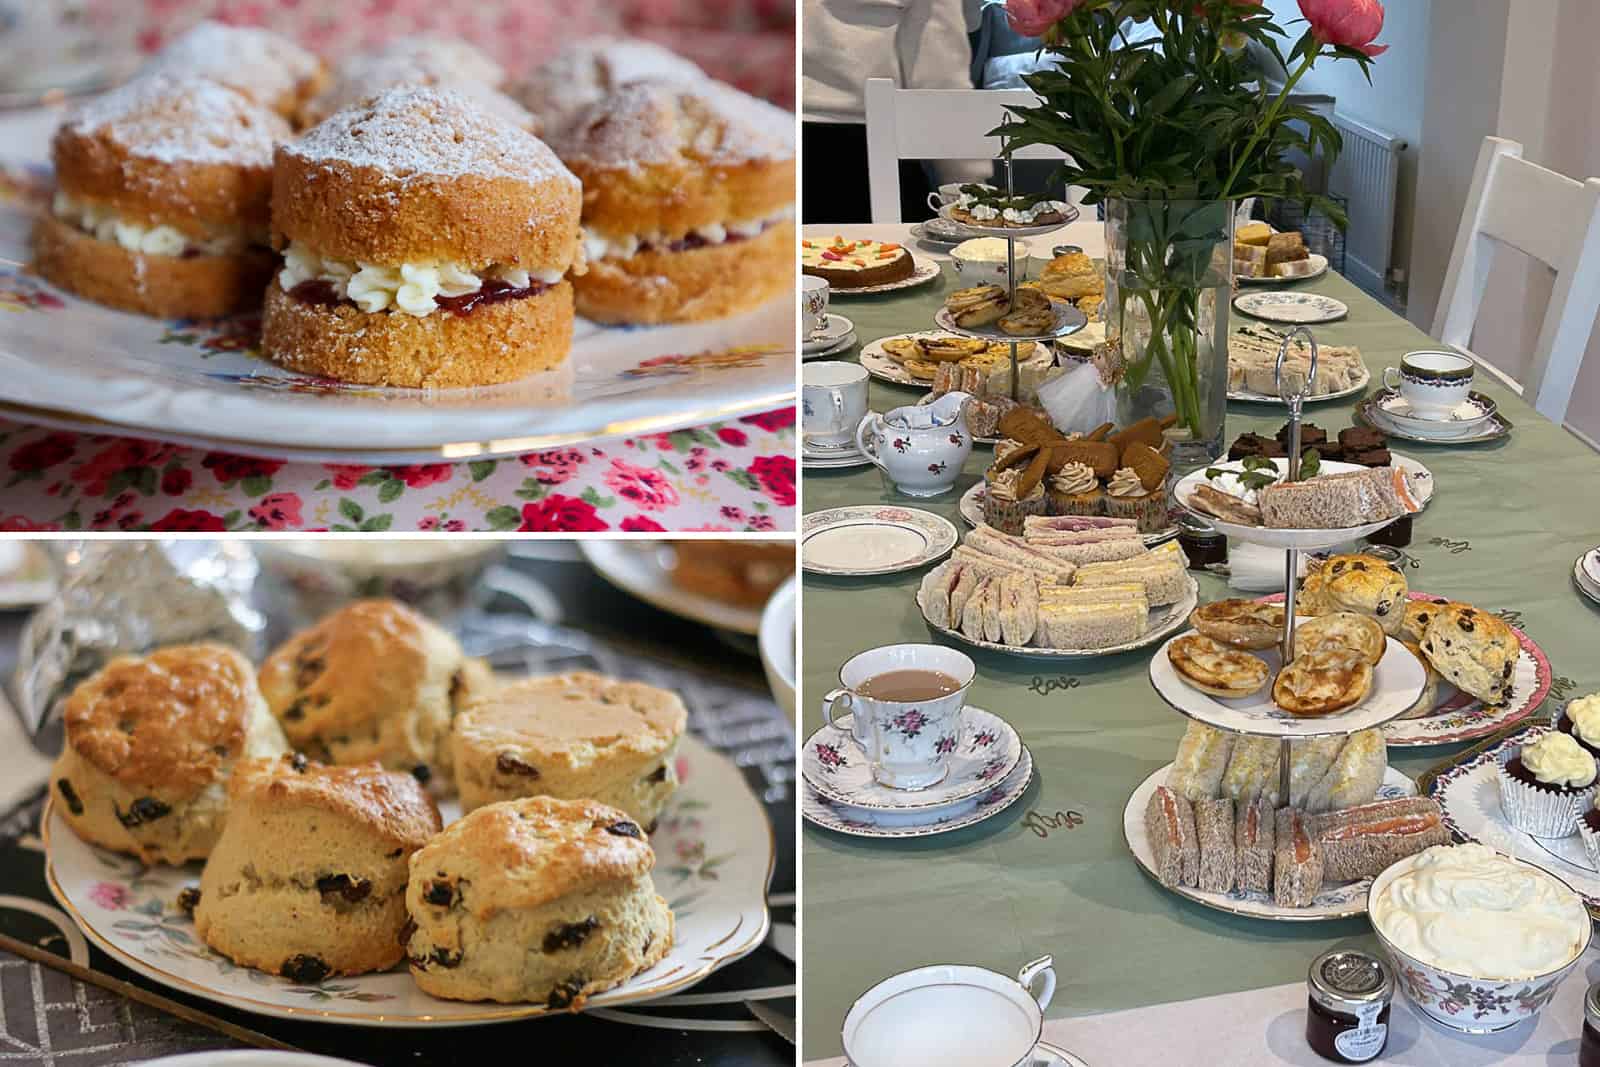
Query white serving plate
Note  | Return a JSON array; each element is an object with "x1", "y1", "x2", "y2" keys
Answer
[
  {"x1": 43, "y1": 734, "x2": 772, "y2": 1026},
  {"x1": 937, "y1": 203, "x2": 1078, "y2": 238},
  {"x1": 813, "y1": 251, "x2": 942, "y2": 297},
  {"x1": 0, "y1": 160, "x2": 791, "y2": 458},
  {"x1": 802, "y1": 745, "x2": 1034, "y2": 840},
  {"x1": 933, "y1": 301, "x2": 1087, "y2": 344},
  {"x1": 801, "y1": 505, "x2": 958, "y2": 577},
  {"x1": 1172, "y1": 458, "x2": 1424, "y2": 551},
  {"x1": 955, "y1": 481, "x2": 1180, "y2": 547},
  {"x1": 1232, "y1": 289, "x2": 1347, "y2": 325},
  {"x1": 918, "y1": 574, "x2": 1199, "y2": 660},
  {"x1": 1234, "y1": 252, "x2": 1330, "y2": 286},
  {"x1": 580, "y1": 541, "x2": 769, "y2": 635},
  {"x1": 1124, "y1": 762, "x2": 1417, "y2": 921},
  {"x1": 1227, "y1": 363, "x2": 1370, "y2": 404},
  {"x1": 1148, "y1": 632, "x2": 1426, "y2": 739},
  {"x1": 857, "y1": 331, "x2": 1053, "y2": 388}
]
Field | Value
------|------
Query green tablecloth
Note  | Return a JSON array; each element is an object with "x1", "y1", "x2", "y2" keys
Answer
[{"x1": 801, "y1": 259, "x2": 1600, "y2": 1057}]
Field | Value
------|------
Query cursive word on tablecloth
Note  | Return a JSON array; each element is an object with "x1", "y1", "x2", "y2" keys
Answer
[
  {"x1": 1029, "y1": 676, "x2": 1082, "y2": 697},
  {"x1": 0, "y1": 410, "x2": 796, "y2": 533},
  {"x1": 1022, "y1": 810, "x2": 1087, "y2": 839}
]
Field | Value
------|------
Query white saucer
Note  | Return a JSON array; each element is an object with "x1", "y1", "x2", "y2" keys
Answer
[
  {"x1": 804, "y1": 314, "x2": 856, "y2": 352},
  {"x1": 802, "y1": 437, "x2": 873, "y2": 469},
  {"x1": 802, "y1": 706, "x2": 1023, "y2": 810},
  {"x1": 802, "y1": 745, "x2": 1034, "y2": 839},
  {"x1": 801, "y1": 330, "x2": 857, "y2": 362},
  {"x1": 1372, "y1": 389, "x2": 1496, "y2": 436}
]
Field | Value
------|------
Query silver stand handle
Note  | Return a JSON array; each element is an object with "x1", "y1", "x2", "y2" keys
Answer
[{"x1": 1273, "y1": 326, "x2": 1320, "y2": 806}]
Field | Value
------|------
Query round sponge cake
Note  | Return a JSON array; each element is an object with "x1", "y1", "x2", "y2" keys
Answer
[
  {"x1": 50, "y1": 644, "x2": 288, "y2": 864},
  {"x1": 451, "y1": 671, "x2": 687, "y2": 828},
  {"x1": 194, "y1": 756, "x2": 442, "y2": 980},
  {"x1": 405, "y1": 796, "x2": 673, "y2": 1006},
  {"x1": 515, "y1": 36, "x2": 703, "y2": 140},
  {"x1": 143, "y1": 20, "x2": 326, "y2": 123}
]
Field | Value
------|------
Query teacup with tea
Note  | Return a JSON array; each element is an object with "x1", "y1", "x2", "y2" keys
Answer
[{"x1": 822, "y1": 643, "x2": 974, "y2": 790}]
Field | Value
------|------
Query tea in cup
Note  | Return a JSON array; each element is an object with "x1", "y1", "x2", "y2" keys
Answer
[{"x1": 822, "y1": 643, "x2": 974, "y2": 789}]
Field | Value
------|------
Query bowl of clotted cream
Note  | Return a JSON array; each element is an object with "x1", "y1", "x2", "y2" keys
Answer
[
  {"x1": 1367, "y1": 842, "x2": 1591, "y2": 1034},
  {"x1": 950, "y1": 238, "x2": 1032, "y2": 287}
]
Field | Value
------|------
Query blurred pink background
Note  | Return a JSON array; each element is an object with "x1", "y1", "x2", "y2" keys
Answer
[{"x1": 124, "y1": 0, "x2": 794, "y2": 108}]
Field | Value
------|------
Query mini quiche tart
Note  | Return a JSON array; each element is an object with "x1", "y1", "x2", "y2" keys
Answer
[
  {"x1": 801, "y1": 237, "x2": 914, "y2": 289},
  {"x1": 1272, "y1": 649, "x2": 1374, "y2": 717},
  {"x1": 1168, "y1": 633, "x2": 1271, "y2": 699},
  {"x1": 1189, "y1": 599, "x2": 1285, "y2": 650}
]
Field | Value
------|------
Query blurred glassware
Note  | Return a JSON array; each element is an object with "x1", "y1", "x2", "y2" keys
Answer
[
  {"x1": 252, "y1": 539, "x2": 507, "y2": 631},
  {"x1": 0, "y1": 0, "x2": 137, "y2": 106}
]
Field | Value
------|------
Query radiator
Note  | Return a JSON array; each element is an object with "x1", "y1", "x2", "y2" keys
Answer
[{"x1": 1325, "y1": 113, "x2": 1407, "y2": 297}]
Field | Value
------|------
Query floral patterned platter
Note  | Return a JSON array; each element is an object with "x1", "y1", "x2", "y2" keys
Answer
[
  {"x1": 43, "y1": 735, "x2": 773, "y2": 1027},
  {"x1": 920, "y1": 574, "x2": 1199, "y2": 660},
  {"x1": 1124, "y1": 762, "x2": 1417, "y2": 921},
  {"x1": 1426, "y1": 726, "x2": 1600, "y2": 914},
  {"x1": 803, "y1": 745, "x2": 1034, "y2": 840},
  {"x1": 1257, "y1": 591, "x2": 1551, "y2": 747},
  {"x1": 801, "y1": 706, "x2": 1022, "y2": 811},
  {"x1": 801, "y1": 505, "x2": 958, "y2": 577},
  {"x1": 1231, "y1": 288, "x2": 1348, "y2": 325},
  {"x1": 0, "y1": 160, "x2": 792, "y2": 462},
  {"x1": 578, "y1": 541, "x2": 766, "y2": 635},
  {"x1": 858, "y1": 331, "x2": 1055, "y2": 388},
  {"x1": 956, "y1": 481, "x2": 1181, "y2": 547}
]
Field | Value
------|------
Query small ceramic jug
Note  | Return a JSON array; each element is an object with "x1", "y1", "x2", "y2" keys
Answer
[{"x1": 855, "y1": 393, "x2": 973, "y2": 497}]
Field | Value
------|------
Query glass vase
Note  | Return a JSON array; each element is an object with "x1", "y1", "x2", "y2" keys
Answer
[{"x1": 1104, "y1": 198, "x2": 1234, "y2": 472}]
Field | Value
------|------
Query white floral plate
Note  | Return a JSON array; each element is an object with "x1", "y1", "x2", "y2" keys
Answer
[
  {"x1": 1234, "y1": 252, "x2": 1330, "y2": 286},
  {"x1": 803, "y1": 746, "x2": 1034, "y2": 839},
  {"x1": 1172, "y1": 458, "x2": 1421, "y2": 551},
  {"x1": 801, "y1": 505, "x2": 958, "y2": 577},
  {"x1": 819, "y1": 251, "x2": 942, "y2": 296},
  {"x1": 42, "y1": 734, "x2": 772, "y2": 1027},
  {"x1": 801, "y1": 707, "x2": 1022, "y2": 811},
  {"x1": 1124, "y1": 762, "x2": 1417, "y2": 921},
  {"x1": 1429, "y1": 726, "x2": 1600, "y2": 910},
  {"x1": 0, "y1": 161, "x2": 791, "y2": 459},
  {"x1": 1227, "y1": 363, "x2": 1370, "y2": 404},
  {"x1": 936, "y1": 203, "x2": 1078, "y2": 238},
  {"x1": 579, "y1": 541, "x2": 768, "y2": 635},
  {"x1": 858, "y1": 331, "x2": 1053, "y2": 388},
  {"x1": 1148, "y1": 632, "x2": 1425, "y2": 739},
  {"x1": 919, "y1": 574, "x2": 1199, "y2": 660},
  {"x1": 1232, "y1": 289, "x2": 1347, "y2": 325},
  {"x1": 955, "y1": 481, "x2": 1180, "y2": 547}
]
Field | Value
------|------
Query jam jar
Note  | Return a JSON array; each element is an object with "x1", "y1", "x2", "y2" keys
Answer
[
  {"x1": 1581, "y1": 982, "x2": 1600, "y2": 1067},
  {"x1": 1365, "y1": 513, "x2": 1414, "y2": 549},
  {"x1": 1175, "y1": 513, "x2": 1227, "y2": 569},
  {"x1": 1305, "y1": 950, "x2": 1392, "y2": 1063}
]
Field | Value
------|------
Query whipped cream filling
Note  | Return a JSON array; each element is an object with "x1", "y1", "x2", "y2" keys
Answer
[
  {"x1": 53, "y1": 191, "x2": 258, "y2": 256},
  {"x1": 1568, "y1": 694, "x2": 1600, "y2": 747},
  {"x1": 582, "y1": 204, "x2": 794, "y2": 262},
  {"x1": 278, "y1": 241, "x2": 563, "y2": 317}
]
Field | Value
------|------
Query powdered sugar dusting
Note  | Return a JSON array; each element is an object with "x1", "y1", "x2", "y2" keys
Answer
[
  {"x1": 556, "y1": 78, "x2": 795, "y2": 169},
  {"x1": 63, "y1": 73, "x2": 288, "y2": 167},
  {"x1": 306, "y1": 55, "x2": 533, "y2": 130},
  {"x1": 286, "y1": 86, "x2": 574, "y2": 187},
  {"x1": 143, "y1": 20, "x2": 321, "y2": 109},
  {"x1": 357, "y1": 35, "x2": 504, "y2": 87},
  {"x1": 516, "y1": 36, "x2": 703, "y2": 138}
]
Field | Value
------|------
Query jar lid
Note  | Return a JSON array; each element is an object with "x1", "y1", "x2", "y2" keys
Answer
[
  {"x1": 1175, "y1": 512, "x2": 1222, "y2": 539},
  {"x1": 1308, "y1": 950, "x2": 1393, "y2": 1014},
  {"x1": 1586, "y1": 981, "x2": 1600, "y2": 1025}
]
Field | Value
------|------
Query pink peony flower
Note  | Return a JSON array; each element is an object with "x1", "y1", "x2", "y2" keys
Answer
[
  {"x1": 1299, "y1": 0, "x2": 1387, "y2": 56},
  {"x1": 1006, "y1": 0, "x2": 1081, "y2": 37},
  {"x1": 603, "y1": 460, "x2": 680, "y2": 511}
]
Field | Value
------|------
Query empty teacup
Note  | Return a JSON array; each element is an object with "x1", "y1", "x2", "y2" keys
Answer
[
  {"x1": 802, "y1": 275, "x2": 830, "y2": 338},
  {"x1": 823, "y1": 643, "x2": 975, "y2": 790},
  {"x1": 803, "y1": 361, "x2": 869, "y2": 447},
  {"x1": 1382, "y1": 351, "x2": 1475, "y2": 420},
  {"x1": 926, "y1": 182, "x2": 967, "y2": 213},
  {"x1": 842, "y1": 956, "x2": 1057, "y2": 1067}
]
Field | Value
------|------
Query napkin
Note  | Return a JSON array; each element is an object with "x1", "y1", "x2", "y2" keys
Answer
[
  {"x1": 1037, "y1": 358, "x2": 1116, "y2": 436},
  {"x1": 1226, "y1": 542, "x2": 1309, "y2": 592}
]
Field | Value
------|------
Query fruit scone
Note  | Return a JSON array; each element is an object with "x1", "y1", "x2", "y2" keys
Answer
[
  {"x1": 261, "y1": 86, "x2": 582, "y2": 388},
  {"x1": 297, "y1": 35, "x2": 535, "y2": 132},
  {"x1": 552, "y1": 79, "x2": 795, "y2": 323},
  {"x1": 34, "y1": 74, "x2": 290, "y2": 318},
  {"x1": 257, "y1": 599, "x2": 484, "y2": 792},
  {"x1": 514, "y1": 36, "x2": 704, "y2": 141},
  {"x1": 451, "y1": 671, "x2": 688, "y2": 829},
  {"x1": 194, "y1": 755, "x2": 442, "y2": 981},
  {"x1": 406, "y1": 796, "x2": 673, "y2": 1007},
  {"x1": 142, "y1": 20, "x2": 326, "y2": 124},
  {"x1": 49, "y1": 644, "x2": 289, "y2": 864}
]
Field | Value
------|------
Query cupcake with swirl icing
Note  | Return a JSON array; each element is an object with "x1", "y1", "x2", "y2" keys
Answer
[
  {"x1": 1046, "y1": 461, "x2": 1103, "y2": 517},
  {"x1": 1557, "y1": 694, "x2": 1600, "y2": 762},
  {"x1": 1102, "y1": 466, "x2": 1168, "y2": 534},
  {"x1": 983, "y1": 468, "x2": 1047, "y2": 535},
  {"x1": 1498, "y1": 731, "x2": 1598, "y2": 838}
]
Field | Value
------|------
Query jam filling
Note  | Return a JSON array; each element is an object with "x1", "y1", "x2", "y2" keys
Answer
[{"x1": 287, "y1": 277, "x2": 550, "y2": 315}]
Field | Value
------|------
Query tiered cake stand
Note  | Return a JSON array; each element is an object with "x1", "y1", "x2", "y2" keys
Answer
[
  {"x1": 933, "y1": 144, "x2": 1085, "y2": 399},
  {"x1": 1129, "y1": 327, "x2": 1428, "y2": 920}
]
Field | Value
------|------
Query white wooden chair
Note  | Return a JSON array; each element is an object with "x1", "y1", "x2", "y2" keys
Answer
[
  {"x1": 1433, "y1": 136, "x2": 1600, "y2": 424},
  {"x1": 862, "y1": 77, "x2": 1072, "y2": 224}
]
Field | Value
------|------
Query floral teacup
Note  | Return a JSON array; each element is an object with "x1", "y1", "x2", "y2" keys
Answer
[{"x1": 822, "y1": 643, "x2": 974, "y2": 790}]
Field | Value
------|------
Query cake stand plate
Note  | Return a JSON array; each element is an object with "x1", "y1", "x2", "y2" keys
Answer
[{"x1": 1172, "y1": 458, "x2": 1420, "y2": 551}]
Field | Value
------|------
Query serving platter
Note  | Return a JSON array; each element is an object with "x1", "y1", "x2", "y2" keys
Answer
[
  {"x1": 800, "y1": 505, "x2": 958, "y2": 577},
  {"x1": 1125, "y1": 762, "x2": 1417, "y2": 921},
  {"x1": 1227, "y1": 363, "x2": 1370, "y2": 404},
  {"x1": 802, "y1": 707, "x2": 1022, "y2": 811},
  {"x1": 1232, "y1": 289, "x2": 1346, "y2": 324},
  {"x1": 918, "y1": 574, "x2": 1199, "y2": 660},
  {"x1": 956, "y1": 481, "x2": 1180, "y2": 547},
  {"x1": 858, "y1": 331, "x2": 1053, "y2": 388},
  {"x1": 1148, "y1": 632, "x2": 1425, "y2": 739},
  {"x1": 936, "y1": 203, "x2": 1079, "y2": 238},
  {"x1": 1426, "y1": 726, "x2": 1600, "y2": 914},
  {"x1": 933, "y1": 301, "x2": 1087, "y2": 344},
  {"x1": 1234, "y1": 252, "x2": 1329, "y2": 286},
  {"x1": 815, "y1": 251, "x2": 942, "y2": 297},
  {"x1": 803, "y1": 745, "x2": 1034, "y2": 840},
  {"x1": 0, "y1": 159, "x2": 792, "y2": 460},
  {"x1": 579, "y1": 541, "x2": 766, "y2": 635},
  {"x1": 43, "y1": 734, "x2": 773, "y2": 1026}
]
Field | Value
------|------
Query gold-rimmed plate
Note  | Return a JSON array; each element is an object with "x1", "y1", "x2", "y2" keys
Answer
[{"x1": 42, "y1": 734, "x2": 773, "y2": 1027}]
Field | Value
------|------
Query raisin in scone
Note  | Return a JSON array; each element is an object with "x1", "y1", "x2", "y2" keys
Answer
[
  {"x1": 405, "y1": 797, "x2": 673, "y2": 1006},
  {"x1": 258, "y1": 599, "x2": 470, "y2": 790},
  {"x1": 194, "y1": 756, "x2": 442, "y2": 980},
  {"x1": 50, "y1": 644, "x2": 287, "y2": 864},
  {"x1": 451, "y1": 672, "x2": 687, "y2": 828}
]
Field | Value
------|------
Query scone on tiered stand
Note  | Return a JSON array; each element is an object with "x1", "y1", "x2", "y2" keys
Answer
[
  {"x1": 405, "y1": 796, "x2": 674, "y2": 1007},
  {"x1": 49, "y1": 644, "x2": 288, "y2": 865},
  {"x1": 552, "y1": 79, "x2": 795, "y2": 323},
  {"x1": 261, "y1": 86, "x2": 582, "y2": 387},
  {"x1": 514, "y1": 36, "x2": 703, "y2": 141},
  {"x1": 142, "y1": 20, "x2": 325, "y2": 124},
  {"x1": 257, "y1": 599, "x2": 479, "y2": 790},
  {"x1": 34, "y1": 74, "x2": 289, "y2": 317},
  {"x1": 451, "y1": 671, "x2": 687, "y2": 830},
  {"x1": 194, "y1": 755, "x2": 442, "y2": 981}
]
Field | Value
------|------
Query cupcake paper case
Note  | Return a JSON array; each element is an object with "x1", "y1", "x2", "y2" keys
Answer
[{"x1": 1497, "y1": 741, "x2": 1598, "y2": 839}]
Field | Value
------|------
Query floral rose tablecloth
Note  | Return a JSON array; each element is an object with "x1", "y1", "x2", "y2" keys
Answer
[{"x1": 0, "y1": 409, "x2": 795, "y2": 532}]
